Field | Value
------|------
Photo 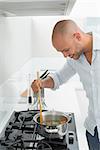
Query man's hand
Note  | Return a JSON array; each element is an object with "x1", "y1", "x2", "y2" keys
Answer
[
  {"x1": 31, "y1": 76, "x2": 54, "y2": 93},
  {"x1": 31, "y1": 79, "x2": 42, "y2": 93}
]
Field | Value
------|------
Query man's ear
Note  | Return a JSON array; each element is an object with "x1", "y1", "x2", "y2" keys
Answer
[{"x1": 73, "y1": 32, "x2": 81, "y2": 41}]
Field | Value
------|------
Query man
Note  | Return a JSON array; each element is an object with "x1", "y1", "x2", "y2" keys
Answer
[{"x1": 31, "y1": 19, "x2": 100, "y2": 150}]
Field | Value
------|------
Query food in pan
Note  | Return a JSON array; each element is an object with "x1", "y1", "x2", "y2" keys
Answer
[{"x1": 37, "y1": 116, "x2": 68, "y2": 126}]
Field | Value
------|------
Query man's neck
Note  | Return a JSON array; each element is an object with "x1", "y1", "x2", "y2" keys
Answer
[
  {"x1": 83, "y1": 33, "x2": 93, "y2": 65},
  {"x1": 84, "y1": 49, "x2": 92, "y2": 65}
]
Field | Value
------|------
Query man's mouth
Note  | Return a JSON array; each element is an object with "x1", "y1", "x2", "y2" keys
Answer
[{"x1": 69, "y1": 55, "x2": 74, "y2": 58}]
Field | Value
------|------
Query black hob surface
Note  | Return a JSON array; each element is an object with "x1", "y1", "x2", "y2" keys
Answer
[{"x1": 0, "y1": 110, "x2": 79, "y2": 150}]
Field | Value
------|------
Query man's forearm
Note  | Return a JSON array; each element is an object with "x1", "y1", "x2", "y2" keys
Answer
[{"x1": 41, "y1": 76, "x2": 54, "y2": 89}]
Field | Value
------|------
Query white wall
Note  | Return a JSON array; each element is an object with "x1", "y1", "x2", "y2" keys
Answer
[
  {"x1": 70, "y1": 0, "x2": 100, "y2": 17},
  {"x1": 0, "y1": 17, "x2": 32, "y2": 85},
  {"x1": 31, "y1": 16, "x2": 63, "y2": 57}
]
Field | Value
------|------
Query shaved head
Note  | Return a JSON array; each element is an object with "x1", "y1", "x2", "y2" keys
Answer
[
  {"x1": 51, "y1": 19, "x2": 92, "y2": 60},
  {"x1": 52, "y1": 19, "x2": 82, "y2": 41}
]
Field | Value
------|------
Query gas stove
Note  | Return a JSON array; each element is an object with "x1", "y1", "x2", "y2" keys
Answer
[{"x1": 0, "y1": 110, "x2": 79, "y2": 150}]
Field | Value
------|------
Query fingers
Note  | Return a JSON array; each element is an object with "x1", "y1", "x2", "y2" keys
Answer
[{"x1": 31, "y1": 79, "x2": 41, "y2": 93}]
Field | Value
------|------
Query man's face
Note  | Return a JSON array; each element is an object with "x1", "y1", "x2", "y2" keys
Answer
[{"x1": 52, "y1": 33, "x2": 83, "y2": 60}]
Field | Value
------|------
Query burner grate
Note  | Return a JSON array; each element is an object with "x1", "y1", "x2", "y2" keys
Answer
[
  {"x1": 37, "y1": 140, "x2": 52, "y2": 150},
  {"x1": 0, "y1": 110, "x2": 78, "y2": 150}
]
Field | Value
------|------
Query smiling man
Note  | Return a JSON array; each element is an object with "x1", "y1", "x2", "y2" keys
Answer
[
  {"x1": 52, "y1": 20, "x2": 92, "y2": 63},
  {"x1": 31, "y1": 19, "x2": 100, "y2": 150}
]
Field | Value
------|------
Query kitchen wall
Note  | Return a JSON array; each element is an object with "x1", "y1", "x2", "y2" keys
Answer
[
  {"x1": 0, "y1": 17, "x2": 32, "y2": 85},
  {"x1": 31, "y1": 16, "x2": 64, "y2": 57}
]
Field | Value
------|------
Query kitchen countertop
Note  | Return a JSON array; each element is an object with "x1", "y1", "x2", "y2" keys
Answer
[{"x1": 0, "y1": 57, "x2": 89, "y2": 150}]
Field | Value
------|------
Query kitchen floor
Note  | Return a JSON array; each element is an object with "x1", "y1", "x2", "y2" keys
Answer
[{"x1": 0, "y1": 57, "x2": 89, "y2": 150}]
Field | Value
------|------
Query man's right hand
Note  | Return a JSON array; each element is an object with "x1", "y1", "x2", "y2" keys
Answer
[
  {"x1": 31, "y1": 79, "x2": 42, "y2": 93},
  {"x1": 31, "y1": 76, "x2": 54, "y2": 93}
]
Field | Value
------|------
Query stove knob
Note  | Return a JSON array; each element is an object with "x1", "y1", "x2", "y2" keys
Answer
[
  {"x1": 69, "y1": 136, "x2": 74, "y2": 144},
  {"x1": 68, "y1": 132, "x2": 74, "y2": 144}
]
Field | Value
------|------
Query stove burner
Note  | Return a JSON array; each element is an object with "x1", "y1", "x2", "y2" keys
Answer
[
  {"x1": 37, "y1": 141, "x2": 52, "y2": 150},
  {"x1": 9, "y1": 130, "x2": 22, "y2": 139},
  {"x1": 0, "y1": 110, "x2": 79, "y2": 150},
  {"x1": 17, "y1": 112, "x2": 33, "y2": 122}
]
